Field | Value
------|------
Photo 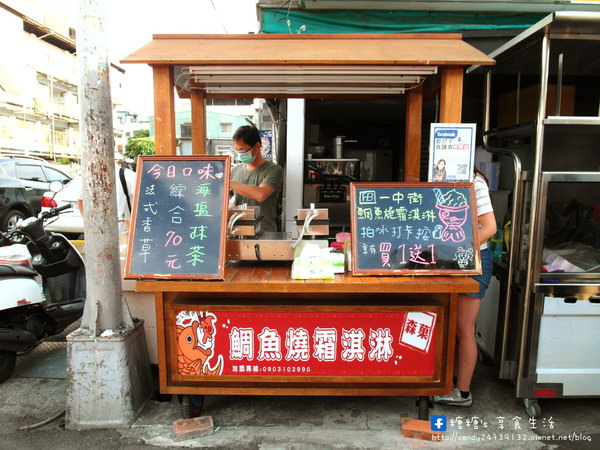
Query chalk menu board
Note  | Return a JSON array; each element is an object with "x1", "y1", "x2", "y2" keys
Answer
[
  {"x1": 125, "y1": 156, "x2": 230, "y2": 280},
  {"x1": 350, "y1": 183, "x2": 481, "y2": 276}
]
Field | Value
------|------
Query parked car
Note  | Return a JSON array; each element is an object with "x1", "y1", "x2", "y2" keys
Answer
[
  {"x1": 40, "y1": 176, "x2": 84, "y2": 238},
  {"x1": 0, "y1": 155, "x2": 72, "y2": 232}
]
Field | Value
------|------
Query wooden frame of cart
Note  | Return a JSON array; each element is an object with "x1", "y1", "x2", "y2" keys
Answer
[{"x1": 138, "y1": 273, "x2": 476, "y2": 397}]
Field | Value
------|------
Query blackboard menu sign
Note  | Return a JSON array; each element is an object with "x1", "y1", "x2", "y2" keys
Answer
[
  {"x1": 125, "y1": 155, "x2": 230, "y2": 280},
  {"x1": 350, "y1": 182, "x2": 481, "y2": 276}
]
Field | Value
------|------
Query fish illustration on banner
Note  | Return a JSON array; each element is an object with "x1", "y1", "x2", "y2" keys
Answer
[{"x1": 176, "y1": 311, "x2": 224, "y2": 376}]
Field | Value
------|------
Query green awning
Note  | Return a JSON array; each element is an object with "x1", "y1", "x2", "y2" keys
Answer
[{"x1": 260, "y1": 10, "x2": 545, "y2": 34}]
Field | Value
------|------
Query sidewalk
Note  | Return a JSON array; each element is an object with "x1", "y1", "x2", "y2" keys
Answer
[{"x1": 1, "y1": 339, "x2": 599, "y2": 449}]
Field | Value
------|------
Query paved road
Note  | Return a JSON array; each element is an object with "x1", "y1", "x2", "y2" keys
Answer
[{"x1": 0, "y1": 343, "x2": 598, "y2": 449}]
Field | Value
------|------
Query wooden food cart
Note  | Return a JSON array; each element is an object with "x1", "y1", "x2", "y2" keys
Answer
[
  {"x1": 139, "y1": 270, "x2": 475, "y2": 419},
  {"x1": 121, "y1": 33, "x2": 493, "y2": 419}
]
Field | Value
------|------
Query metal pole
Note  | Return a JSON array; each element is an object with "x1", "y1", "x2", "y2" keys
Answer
[
  {"x1": 516, "y1": 29, "x2": 551, "y2": 397},
  {"x1": 50, "y1": 75, "x2": 55, "y2": 160},
  {"x1": 556, "y1": 52, "x2": 564, "y2": 116},
  {"x1": 482, "y1": 68, "x2": 523, "y2": 381},
  {"x1": 76, "y1": 0, "x2": 124, "y2": 333}
]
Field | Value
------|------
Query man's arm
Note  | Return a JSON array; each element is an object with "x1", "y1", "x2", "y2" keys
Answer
[{"x1": 230, "y1": 181, "x2": 274, "y2": 203}]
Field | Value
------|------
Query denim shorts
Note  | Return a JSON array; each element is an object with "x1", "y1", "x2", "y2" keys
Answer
[{"x1": 464, "y1": 248, "x2": 493, "y2": 298}]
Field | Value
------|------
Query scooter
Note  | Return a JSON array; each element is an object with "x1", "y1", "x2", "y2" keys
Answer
[{"x1": 0, "y1": 184, "x2": 85, "y2": 383}]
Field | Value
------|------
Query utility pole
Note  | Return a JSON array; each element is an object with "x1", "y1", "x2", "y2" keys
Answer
[
  {"x1": 66, "y1": 0, "x2": 151, "y2": 428},
  {"x1": 77, "y1": 4, "x2": 122, "y2": 333}
]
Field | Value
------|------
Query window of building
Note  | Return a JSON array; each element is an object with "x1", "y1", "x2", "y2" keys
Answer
[
  {"x1": 16, "y1": 118, "x2": 36, "y2": 130},
  {"x1": 0, "y1": 115, "x2": 9, "y2": 138},
  {"x1": 55, "y1": 91, "x2": 66, "y2": 105},
  {"x1": 220, "y1": 122, "x2": 232, "y2": 134}
]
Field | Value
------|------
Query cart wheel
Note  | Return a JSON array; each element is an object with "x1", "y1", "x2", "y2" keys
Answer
[
  {"x1": 180, "y1": 395, "x2": 205, "y2": 419},
  {"x1": 523, "y1": 398, "x2": 541, "y2": 418},
  {"x1": 417, "y1": 396, "x2": 430, "y2": 420},
  {"x1": 0, "y1": 351, "x2": 17, "y2": 384}
]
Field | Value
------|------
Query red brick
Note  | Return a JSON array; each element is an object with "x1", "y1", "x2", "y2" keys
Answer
[
  {"x1": 173, "y1": 416, "x2": 214, "y2": 441},
  {"x1": 401, "y1": 417, "x2": 443, "y2": 442}
]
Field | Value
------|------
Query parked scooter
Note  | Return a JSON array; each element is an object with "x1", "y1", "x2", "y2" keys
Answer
[{"x1": 0, "y1": 182, "x2": 85, "y2": 383}]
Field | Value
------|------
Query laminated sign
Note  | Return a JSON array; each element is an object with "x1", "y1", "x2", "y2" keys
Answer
[
  {"x1": 125, "y1": 155, "x2": 230, "y2": 280},
  {"x1": 428, "y1": 123, "x2": 476, "y2": 182}
]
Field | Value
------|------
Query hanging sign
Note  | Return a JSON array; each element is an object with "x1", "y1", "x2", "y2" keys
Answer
[{"x1": 259, "y1": 129, "x2": 273, "y2": 159}]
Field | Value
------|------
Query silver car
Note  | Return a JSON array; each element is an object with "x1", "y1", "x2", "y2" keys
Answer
[{"x1": 40, "y1": 176, "x2": 83, "y2": 237}]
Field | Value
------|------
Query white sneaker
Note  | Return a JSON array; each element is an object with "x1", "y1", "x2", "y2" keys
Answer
[{"x1": 433, "y1": 387, "x2": 472, "y2": 406}]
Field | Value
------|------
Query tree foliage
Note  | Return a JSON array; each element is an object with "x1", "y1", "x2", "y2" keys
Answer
[{"x1": 124, "y1": 130, "x2": 154, "y2": 169}]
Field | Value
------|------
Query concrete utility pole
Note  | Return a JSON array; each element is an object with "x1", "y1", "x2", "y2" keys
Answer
[
  {"x1": 77, "y1": 4, "x2": 123, "y2": 334},
  {"x1": 66, "y1": 0, "x2": 151, "y2": 428}
]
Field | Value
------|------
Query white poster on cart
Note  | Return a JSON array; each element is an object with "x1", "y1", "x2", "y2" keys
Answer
[{"x1": 428, "y1": 123, "x2": 476, "y2": 182}]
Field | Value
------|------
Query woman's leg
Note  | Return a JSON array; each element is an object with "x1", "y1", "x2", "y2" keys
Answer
[{"x1": 455, "y1": 294, "x2": 482, "y2": 393}]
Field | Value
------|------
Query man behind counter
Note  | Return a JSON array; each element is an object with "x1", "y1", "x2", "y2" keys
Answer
[{"x1": 230, "y1": 125, "x2": 283, "y2": 233}]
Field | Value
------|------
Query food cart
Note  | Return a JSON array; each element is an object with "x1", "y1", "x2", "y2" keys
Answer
[{"x1": 121, "y1": 33, "x2": 494, "y2": 419}]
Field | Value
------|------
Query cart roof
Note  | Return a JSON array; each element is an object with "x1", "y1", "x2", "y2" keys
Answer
[
  {"x1": 122, "y1": 33, "x2": 493, "y2": 97},
  {"x1": 122, "y1": 33, "x2": 494, "y2": 67}
]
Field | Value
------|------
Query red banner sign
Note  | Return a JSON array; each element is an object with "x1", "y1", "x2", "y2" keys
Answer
[{"x1": 175, "y1": 310, "x2": 437, "y2": 377}]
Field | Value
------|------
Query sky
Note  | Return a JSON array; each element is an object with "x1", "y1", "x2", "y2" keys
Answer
[{"x1": 102, "y1": 0, "x2": 259, "y2": 117}]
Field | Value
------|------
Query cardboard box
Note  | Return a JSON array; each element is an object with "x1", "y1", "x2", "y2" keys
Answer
[
  {"x1": 479, "y1": 161, "x2": 500, "y2": 191},
  {"x1": 497, "y1": 84, "x2": 575, "y2": 128}
]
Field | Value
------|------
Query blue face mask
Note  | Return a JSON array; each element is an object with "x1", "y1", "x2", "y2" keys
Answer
[{"x1": 238, "y1": 149, "x2": 256, "y2": 164}]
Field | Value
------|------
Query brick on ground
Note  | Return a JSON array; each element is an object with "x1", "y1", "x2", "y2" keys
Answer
[
  {"x1": 401, "y1": 417, "x2": 443, "y2": 442},
  {"x1": 172, "y1": 416, "x2": 214, "y2": 441}
]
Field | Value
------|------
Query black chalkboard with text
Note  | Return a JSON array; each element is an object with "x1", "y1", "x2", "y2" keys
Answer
[
  {"x1": 125, "y1": 155, "x2": 230, "y2": 280},
  {"x1": 350, "y1": 182, "x2": 481, "y2": 275}
]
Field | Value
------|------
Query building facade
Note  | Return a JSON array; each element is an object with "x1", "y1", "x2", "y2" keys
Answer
[{"x1": 0, "y1": 0, "x2": 127, "y2": 163}]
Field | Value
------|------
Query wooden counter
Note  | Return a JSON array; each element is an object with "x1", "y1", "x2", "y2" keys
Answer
[
  {"x1": 137, "y1": 261, "x2": 478, "y2": 408},
  {"x1": 136, "y1": 261, "x2": 478, "y2": 294}
]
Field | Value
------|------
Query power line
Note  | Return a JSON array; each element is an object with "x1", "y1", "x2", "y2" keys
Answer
[{"x1": 208, "y1": 0, "x2": 228, "y2": 34}]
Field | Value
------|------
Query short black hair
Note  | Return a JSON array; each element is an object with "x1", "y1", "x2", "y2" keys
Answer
[{"x1": 233, "y1": 125, "x2": 260, "y2": 147}]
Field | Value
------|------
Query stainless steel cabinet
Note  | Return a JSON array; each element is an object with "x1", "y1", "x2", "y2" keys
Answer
[{"x1": 468, "y1": 11, "x2": 600, "y2": 418}]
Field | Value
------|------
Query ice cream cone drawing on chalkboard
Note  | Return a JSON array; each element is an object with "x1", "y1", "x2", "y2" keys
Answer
[
  {"x1": 433, "y1": 188, "x2": 469, "y2": 243},
  {"x1": 176, "y1": 311, "x2": 224, "y2": 376}
]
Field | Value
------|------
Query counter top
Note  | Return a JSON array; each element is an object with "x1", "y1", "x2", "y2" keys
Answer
[{"x1": 135, "y1": 261, "x2": 478, "y2": 294}]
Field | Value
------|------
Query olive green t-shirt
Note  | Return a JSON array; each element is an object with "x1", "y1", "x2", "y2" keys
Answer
[{"x1": 231, "y1": 160, "x2": 283, "y2": 233}]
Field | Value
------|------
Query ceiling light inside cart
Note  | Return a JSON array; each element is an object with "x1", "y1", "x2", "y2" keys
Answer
[
  {"x1": 192, "y1": 75, "x2": 421, "y2": 84},
  {"x1": 202, "y1": 86, "x2": 407, "y2": 94},
  {"x1": 186, "y1": 65, "x2": 434, "y2": 95},
  {"x1": 187, "y1": 65, "x2": 438, "y2": 76}
]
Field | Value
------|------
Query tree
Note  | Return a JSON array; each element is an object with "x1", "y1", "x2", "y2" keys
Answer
[{"x1": 124, "y1": 130, "x2": 154, "y2": 169}]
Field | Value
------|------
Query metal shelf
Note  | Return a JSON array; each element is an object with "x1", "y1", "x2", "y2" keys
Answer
[{"x1": 543, "y1": 116, "x2": 600, "y2": 126}]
